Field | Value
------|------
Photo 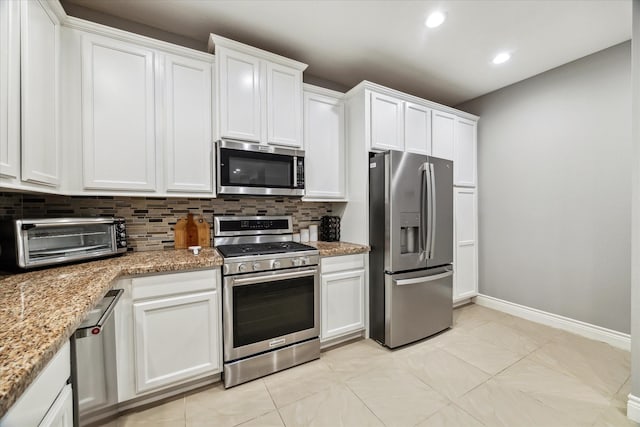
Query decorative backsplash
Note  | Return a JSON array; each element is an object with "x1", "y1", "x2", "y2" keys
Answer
[{"x1": 0, "y1": 193, "x2": 336, "y2": 252}]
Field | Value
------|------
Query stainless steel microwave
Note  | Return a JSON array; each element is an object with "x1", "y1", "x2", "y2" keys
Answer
[
  {"x1": 216, "y1": 139, "x2": 305, "y2": 196},
  {"x1": 0, "y1": 217, "x2": 127, "y2": 269}
]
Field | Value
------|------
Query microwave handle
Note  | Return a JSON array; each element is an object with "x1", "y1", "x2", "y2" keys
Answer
[{"x1": 293, "y1": 156, "x2": 298, "y2": 187}]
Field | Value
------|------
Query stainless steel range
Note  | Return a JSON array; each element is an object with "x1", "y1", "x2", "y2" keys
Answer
[{"x1": 214, "y1": 216, "x2": 320, "y2": 388}]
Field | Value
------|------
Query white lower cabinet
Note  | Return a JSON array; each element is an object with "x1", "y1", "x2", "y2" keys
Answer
[
  {"x1": 116, "y1": 269, "x2": 221, "y2": 401},
  {"x1": 0, "y1": 342, "x2": 72, "y2": 427},
  {"x1": 320, "y1": 254, "x2": 366, "y2": 342},
  {"x1": 453, "y1": 188, "x2": 478, "y2": 302},
  {"x1": 38, "y1": 384, "x2": 73, "y2": 427},
  {"x1": 133, "y1": 291, "x2": 219, "y2": 393}
]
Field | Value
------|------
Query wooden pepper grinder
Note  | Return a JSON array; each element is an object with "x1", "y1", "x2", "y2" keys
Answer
[{"x1": 186, "y1": 213, "x2": 199, "y2": 247}]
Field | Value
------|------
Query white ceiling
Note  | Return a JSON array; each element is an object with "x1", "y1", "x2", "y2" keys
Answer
[{"x1": 62, "y1": 0, "x2": 632, "y2": 106}]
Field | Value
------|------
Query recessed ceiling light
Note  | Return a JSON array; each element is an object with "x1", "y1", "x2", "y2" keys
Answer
[
  {"x1": 492, "y1": 52, "x2": 511, "y2": 65},
  {"x1": 425, "y1": 11, "x2": 446, "y2": 28}
]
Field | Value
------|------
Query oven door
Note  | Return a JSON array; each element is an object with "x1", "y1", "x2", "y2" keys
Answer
[
  {"x1": 216, "y1": 140, "x2": 305, "y2": 196},
  {"x1": 223, "y1": 266, "x2": 319, "y2": 362}
]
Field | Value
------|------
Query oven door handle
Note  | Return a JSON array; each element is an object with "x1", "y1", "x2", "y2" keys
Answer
[{"x1": 232, "y1": 269, "x2": 318, "y2": 285}]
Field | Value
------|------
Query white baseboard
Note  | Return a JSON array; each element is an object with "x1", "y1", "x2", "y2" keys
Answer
[
  {"x1": 627, "y1": 394, "x2": 640, "y2": 423},
  {"x1": 474, "y1": 294, "x2": 631, "y2": 351}
]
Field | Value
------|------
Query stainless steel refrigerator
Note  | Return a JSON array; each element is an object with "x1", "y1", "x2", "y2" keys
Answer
[{"x1": 369, "y1": 150, "x2": 453, "y2": 348}]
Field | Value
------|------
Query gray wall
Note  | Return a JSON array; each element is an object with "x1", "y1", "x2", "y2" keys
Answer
[
  {"x1": 458, "y1": 42, "x2": 631, "y2": 334},
  {"x1": 630, "y1": 0, "x2": 640, "y2": 402}
]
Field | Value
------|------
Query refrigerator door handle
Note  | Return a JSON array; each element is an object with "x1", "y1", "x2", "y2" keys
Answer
[
  {"x1": 419, "y1": 163, "x2": 429, "y2": 261},
  {"x1": 429, "y1": 163, "x2": 436, "y2": 259},
  {"x1": 425, "y1": 162, "x2": 433, "y2": 259},
  {"x1": 395, "y1": 271, "x2": 453, "y2": 286}
]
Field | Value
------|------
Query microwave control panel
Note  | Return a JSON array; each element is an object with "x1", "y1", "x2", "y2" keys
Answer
[{"x1": 296, "y1": 158, "x2": 305, "y2": 188}]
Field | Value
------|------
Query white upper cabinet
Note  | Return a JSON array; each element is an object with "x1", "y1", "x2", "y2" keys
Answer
[
  {"x1": 303, "y1": 86, "x2": 346, "y2": 200},
  {"x1": 81, "y1": 33, "x2": 157, "y2": 191},
  {"x1": 267, "y1": 62, "x2": 303, "y2": 147},
  {"x1": 164, "y1": 54, "x2": 213, "y2": 193},
  {"x1": 210, "y1": 34, "x2": 307, "y2": 149},
  {"x1": 21, "y1": 0, "x2": 60, "y2": 187},
  {"x1": 454, "y1": 117, "x2": 477, "y2": 187},
  {"x1": 404, "y1": 102, "x2": 431, "y2": 155},
  {"x1": 369, "y1": 90, "x2": 404, "y2": 151},
  {"x1": 431, "y1": 110, "x2": 455, "y2": 161},
  {"x1": 216, "y1": 47, "x2": 261, "y2": 143},
  {"x1": 0, "y1": 0, "x2": 20, "y2": 179}
]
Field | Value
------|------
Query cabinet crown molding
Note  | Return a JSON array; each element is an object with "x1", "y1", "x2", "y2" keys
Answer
[
  {"x1": 303, "y1": 83, "x2": 345, "y2": 99},
  {"x1": 208, "y1": 33, "x2": 308, "y2": 71},
  {"x1": 345, "y1": 80, "x2": 479, "y2": 122},
  {"x1": 64, "y1": 16, "x2": 214, "y2": 62}
]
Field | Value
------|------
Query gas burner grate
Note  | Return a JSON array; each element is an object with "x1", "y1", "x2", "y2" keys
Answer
[{"x1": 216, "y1": 241, "x2": 316, "y2": 258}]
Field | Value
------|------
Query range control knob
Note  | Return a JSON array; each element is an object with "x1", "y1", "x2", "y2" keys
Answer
[
  {"x1": 118, "y1": 241, "x2": 127, "y2": 247},
  {"x1": 253, "y1": 262, "x2": 261, "y2": 271},
  {"x1": 292, "y1": 258, "x2": 301, "y2": 266},
  {"x1": 272, "y1": 260, "x2": 281, "y2": 269},
  {"x1": 117, "y1": 223, "x2": 125, "y2": 230},
  {"x1": 300, "y1": 257, "x2": 308, "y2": 265},
  {"x1": 119, "y1": 232, "x2": 126, "y2": 238},
  {"x1": 238, "y1": 263, "x2": 247, "y2": 273}
]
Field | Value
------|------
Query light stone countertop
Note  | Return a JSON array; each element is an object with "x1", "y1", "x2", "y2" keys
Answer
[
  {"x1": 0, "y1": 241, "x2": 369, "y2": 418},
  {"x1": 305, "y1": 241, "x2": 370, "y2": 256}
]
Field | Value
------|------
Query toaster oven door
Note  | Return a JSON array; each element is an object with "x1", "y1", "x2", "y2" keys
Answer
[{"x1": 20, "y1": 220, "x2": 118, "y2": 268}]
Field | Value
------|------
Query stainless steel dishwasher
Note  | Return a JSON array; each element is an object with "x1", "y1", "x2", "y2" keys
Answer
[{"x1": 71, "y1": 289, "x2": 123, "y2": 427}]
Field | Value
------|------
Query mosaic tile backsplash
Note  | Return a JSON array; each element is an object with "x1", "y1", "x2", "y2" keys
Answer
[{"x1": 0, "y1": 193, "x2": 336, "y2": 251}]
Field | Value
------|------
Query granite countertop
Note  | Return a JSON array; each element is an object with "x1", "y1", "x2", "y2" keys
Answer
[
  {"x1": 305, "y1": 241, "x2": 370, "y2": 256},
  {"x1": 0, "y1": 248, "x2": 223, "y2": 419},
  {"x1": 0, "y1": 241, "x2": 368, "y2": 418}
]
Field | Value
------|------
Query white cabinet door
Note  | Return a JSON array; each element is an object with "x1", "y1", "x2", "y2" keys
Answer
[
  {"x1": 321, "y1": 269, "x2": 365, "y2": 341},
  {"x1": 369, "y1": 91, "x2": 404, "y2": 151},
  {"x1": 164, "y1": 54, "x2": 213, "y2": 193},
  {"x1": 303, "y1": 90, "x2": 345, "y2": 200},
  {"x1": 38, "y1": 384, "x2": 73, "y2": 427},
  {"x1": 454, "y1": 117, "x2": 477, "y2": 187},
  {"x1": 404, "y1": 102, "x2": 431, "y2": 155},
  {"x1": 267, "y1": 62, "x2": 303, "y2": 148},
  {"x1": 0, "y1": 0, "x2": 19, "y2": 179},
  {"x1": 453, "y1": 188, "x2": 478, "y2": 302},
  {"x1": 81, "y1": 34, "x2": 156, "y2": 191},
  {"x1": 21, "y1": 0, "x2": 59, "y2": 186},
  {"x1": 431, "y1": 110, "x2": 455, "y2": 161},
  {"x1": 0, "y1": 342, "x2": 71, "y2": 427},
  {"x1": 133, "y1": 291, "x2": 220, "y2": 394},
  {"x1": 217, "y1": 46, "x2": 261, "y2": 142}
]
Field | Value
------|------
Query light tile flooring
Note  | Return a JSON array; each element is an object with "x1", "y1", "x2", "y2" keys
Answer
[{"x1": 106, "y1": 304, "x2": 635, "y2": 427}]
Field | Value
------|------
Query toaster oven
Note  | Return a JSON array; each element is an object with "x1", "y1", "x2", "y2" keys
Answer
[{"x1": 0, "y1": 217, "x2": 127, "y2": 269}]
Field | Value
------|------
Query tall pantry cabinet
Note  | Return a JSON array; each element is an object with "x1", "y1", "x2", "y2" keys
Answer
[{"x1": 453, "y1": 118, "x2": 478, "y2": 303}]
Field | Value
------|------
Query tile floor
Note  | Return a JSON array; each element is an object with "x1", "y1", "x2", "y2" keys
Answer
[{"x1": 106, "y1": 304, "x2": 636, "y2": 427}]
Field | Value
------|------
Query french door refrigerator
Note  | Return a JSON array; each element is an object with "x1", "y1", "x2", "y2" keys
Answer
[{"x1": 369, "y1": 150, "x2": 453, "y2": 348}]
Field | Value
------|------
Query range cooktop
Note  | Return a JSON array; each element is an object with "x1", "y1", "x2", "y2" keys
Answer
[{"x1": 216, "y1": 241, "x2": 316, "y2": 258}]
